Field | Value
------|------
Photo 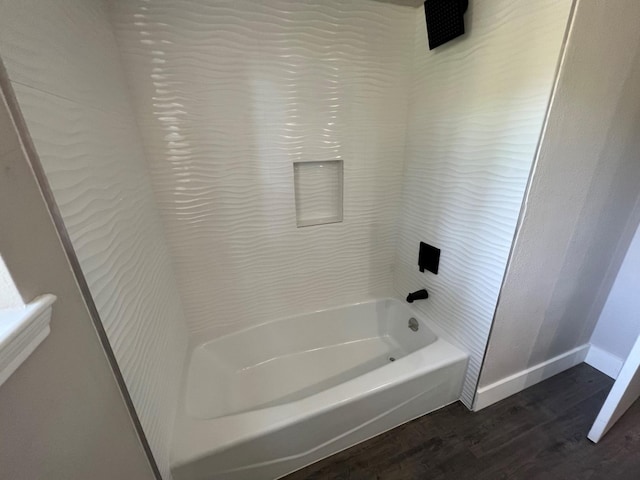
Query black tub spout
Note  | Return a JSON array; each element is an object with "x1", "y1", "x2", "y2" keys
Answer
[{"x1": 406, "y1": 289, "x2": 429, "y2": 303}]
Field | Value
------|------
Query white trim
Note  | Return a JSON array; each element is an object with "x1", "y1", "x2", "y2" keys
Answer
[
  {"x1": 588, "y1": 334, "x2": 640, "y2": 443},
  {"x1": 585, "y1": 344, "x2": 624, "y2": 379},
  {"x1": 0, "y1": 294, "x2": 56, "y2": 386},
  {"x1": 473, "y1": 344, "x2": 589, "y2": 411}
]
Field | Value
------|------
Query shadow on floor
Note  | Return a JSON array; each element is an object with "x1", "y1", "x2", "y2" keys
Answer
[{"x1": 283, "y1": 363, "x2": 640, "y2": 480}]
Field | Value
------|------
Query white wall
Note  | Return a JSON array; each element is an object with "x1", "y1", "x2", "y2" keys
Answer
[
  {"x1": 0, "y1": 1, "x2": 189, "y2": 477},
  {"x1": 478, "y1": 0, "x2": 640, "y2": 407},
  {"x1": 393, "y1": 0, "x2": 572, "y2": 406},
  {"x1": 589, "y1": 220, "x2": 640, "y2": 370},
  {"x1": 110, "y1": 0, "x2": 415, "y2": 338},
  {"x1": 0, "y1": 65, "x2": 154, "y2": 480}
]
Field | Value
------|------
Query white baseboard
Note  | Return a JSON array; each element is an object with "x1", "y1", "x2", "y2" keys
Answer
[
  {"x1": 473, "y1": 344, "x2": 590, "y2": 411},
  {"x1": 585, "y1": 344, "x2": 624, "y2": 379}
]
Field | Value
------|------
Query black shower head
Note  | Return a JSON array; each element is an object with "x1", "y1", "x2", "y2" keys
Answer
[{"x1": 424, "y1": 0, "x2": 468, "y2": 50}]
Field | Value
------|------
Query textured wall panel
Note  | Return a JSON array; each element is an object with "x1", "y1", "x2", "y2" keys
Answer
[
  {"x1": 0, "y1": 1, "x2": 189, "y2": 478},
  {"x1": 394, "y1": 0, "x2": 573, "y2": 406},
  {"x1": 111, "y1": 0, "x2": 415, "y2": 338}
]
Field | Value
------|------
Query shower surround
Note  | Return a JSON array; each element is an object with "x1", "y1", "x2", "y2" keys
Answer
[
  {"x1": 112, "y1": 0, "x2": 573, "y2": 406},
  {"x1": 111, "y1": 0, "x2": 415, "y2": 339},
  {"x1": 0, "y1": 0, "x2": 574, "y2": 477}
]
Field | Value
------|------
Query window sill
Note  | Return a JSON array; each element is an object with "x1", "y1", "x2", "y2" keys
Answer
[{"x1": 0, "y1": 294, "x2": 56, "y2": 386}]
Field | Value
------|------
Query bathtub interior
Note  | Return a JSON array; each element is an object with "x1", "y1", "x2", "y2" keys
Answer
[{"x1": 185, "y1": 299, "x2": 439, "y2": 419}]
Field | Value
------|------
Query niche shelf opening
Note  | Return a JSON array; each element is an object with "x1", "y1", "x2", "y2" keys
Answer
[{"x1": 293, "y1": 160, "x2": 343, "y2": 227}]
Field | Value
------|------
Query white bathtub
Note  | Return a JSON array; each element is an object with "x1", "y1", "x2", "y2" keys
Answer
[{"x1": 171, "y1": 298, "x2": 468, "y2": 480}]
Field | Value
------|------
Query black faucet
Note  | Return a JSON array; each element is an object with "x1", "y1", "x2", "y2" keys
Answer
[{"x1": 406, "y1": 289, "x2": 429, "y2": 303}]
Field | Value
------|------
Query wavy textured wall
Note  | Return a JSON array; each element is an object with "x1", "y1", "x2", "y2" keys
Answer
[
  {"x1": 0, "y1": 1, "x2": 189, "y2": 477},
  {"x1": 111, "y1": 0, "x2": 415, "y2": 338},
  {"x1": 394, "y1": 0, "x2": 573, "y2": 406}
]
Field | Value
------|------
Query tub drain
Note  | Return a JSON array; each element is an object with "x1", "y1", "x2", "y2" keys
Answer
[{"x1": 389, "y1": 357, "x2": 396, "y2": 362}]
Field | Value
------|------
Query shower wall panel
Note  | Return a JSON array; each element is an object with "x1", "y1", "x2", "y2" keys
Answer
[
  {"x1": 0, "y1": 1, "x2": 189, "y2": 477},
  {"x1": 111, "y1": 0, "x2": 416, "y2": 337},
  {"x1": 394, "y1": 0, "x2": 573, "y2": 406}
]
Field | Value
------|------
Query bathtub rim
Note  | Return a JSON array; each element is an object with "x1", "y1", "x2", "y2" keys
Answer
[{"x1": 185, "y1": 296, "x2": 458, "y2": 351}]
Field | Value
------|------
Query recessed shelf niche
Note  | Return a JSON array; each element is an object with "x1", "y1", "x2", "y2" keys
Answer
[{"x1": 293, "y1": 160, "x2": 343, "y2": 227}]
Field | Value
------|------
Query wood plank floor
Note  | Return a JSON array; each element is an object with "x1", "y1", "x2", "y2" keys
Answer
[{"x1": 283, "y1": 364, "x2": 640, "y2": 480}]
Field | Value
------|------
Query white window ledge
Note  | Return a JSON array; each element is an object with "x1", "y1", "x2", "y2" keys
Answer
[{"x1": 0, "y1": 294, "x2": 56, "y2": 386}]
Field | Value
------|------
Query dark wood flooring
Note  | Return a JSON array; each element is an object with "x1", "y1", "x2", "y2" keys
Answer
[{"x1": 283, "y1": 364, "x2": 640, "y2": 480}]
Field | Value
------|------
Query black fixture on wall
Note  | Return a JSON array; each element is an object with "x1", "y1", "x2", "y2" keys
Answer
[
  {"x1": 424, "y1": 0, "x2": 469, "y2": 50},
  {"x1": 419, "y1": 241, "x2": 440, "y2": 274},
  {"x1": 406, "y1": 289, "x2": 429, "y2": 303}
]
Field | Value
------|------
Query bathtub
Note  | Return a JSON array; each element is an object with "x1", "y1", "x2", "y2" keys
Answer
[{"x1": 171, "y1": 298, "x2": 468, "y2": 480}]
